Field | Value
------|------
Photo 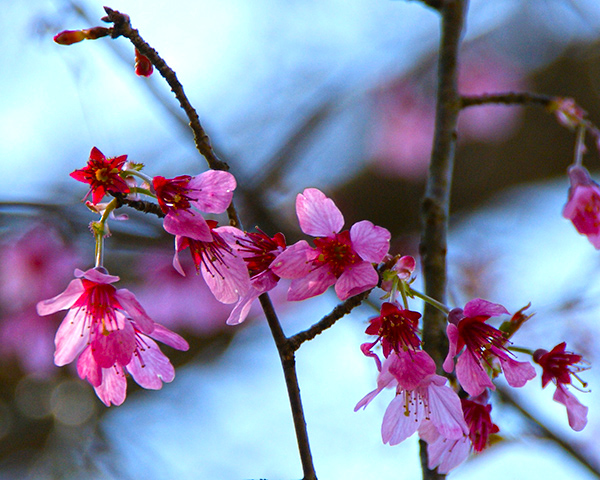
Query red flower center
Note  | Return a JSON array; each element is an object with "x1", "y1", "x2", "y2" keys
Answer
[
  {"x1": 153, "y1": 175, "x2": 197, "y2": 214},
  {"x1": 313, "y1": 230, "x2": 359, "y2": 277},
  {"x1": 237, "y1": 230, "x2": 286, "y2": 278}
]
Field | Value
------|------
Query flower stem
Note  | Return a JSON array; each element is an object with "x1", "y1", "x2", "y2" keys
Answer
[{"x1": 574, "y1": 125, "x2": 586, "y2": 167}]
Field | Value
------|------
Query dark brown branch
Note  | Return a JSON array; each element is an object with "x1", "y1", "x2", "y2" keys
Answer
[
  {"x1": 460, "y1": 92, "x2": 554, "y2": 109},
  {"x1": 287, "y1": 290, "x2": 371, "y2": 351},
  {"x1": 419, "y1": 0, "x2": 467, "y2": 478},
  {"x1": 112, "y1": 193, "x2": 165, "y2": 218},
  {"x1": 259, "y1": 294, "x2": 317, "y2": 480},
  {"x1": 496, "y1": 387, "x2": 600, "y2": 479}
]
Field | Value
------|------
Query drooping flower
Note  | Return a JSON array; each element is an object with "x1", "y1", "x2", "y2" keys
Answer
[
  {"x1": 443, "y1": 298, "x2": 536, "y2": 397},
  {"x1": 173, "y1": 221, "x2": 251, "y2": 305},
  {"x1": 356, "y1": 350, "x2": 468, "y2": 447},
  {"x1": 461, "y1": 394, "x2": 499, "y2": 452},
  {"x1": 152, "y1": 170, "x2": 236, "y2": 242},
  {"x1": 271, "y1": 188, "x2": 390, "y2": 301},
  {"x1": 70, "y1": 147, "x2": 130, "y2": 204},
  {"x1": 77, "y1": 323, "x2": 188, "y2": 406},
  {"x1": 361, "y1": 302, "x2": 421, "y2": 369},
  {"x1": 225, "y1": 228, "x2": 287, "y2": 325},
  {"x1": 563, "y1": 165, "x2": 600, "y2": 249},
  {"x1": 533, "y1": 342, "x2": 589, "y2": 431},
  {"x1": 36, "y1": 267, "x2": 188, "y2": 404}
]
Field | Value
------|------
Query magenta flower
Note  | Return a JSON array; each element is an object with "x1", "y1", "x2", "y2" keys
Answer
[
  {"x1": 36, "y1": 267, "x2": 188, "y2": 405},
  {"x1": 361, "y1": 302, "x2": 421, "y2": 370},
  {"x1": 533, "y1": 342, "x2": 588, "y2": 431},
  {"x1": 70, "y1": 147, "x2": 130, "y2": 205},
  {"x1": 443, "y1": 298, "x2": 536, "y2": 397},
  {"x1": 153, "y1": 170, "x2": 236, "y2": 242},
  {"x1": 271, "y1": 188, "x2": 390, "y2": 301},
  {"x1": 356, "y1": 350, "x2": 468, "y2": 446},
  {"x1": 225, "y1": 228, "x2": 287, "y2": 325},
  {"x1": 173, "y1": 221, "x2": 251, "y2": 305},
  {"x1": 563, "y1": 165, "x2": 600, "y2": 249}
]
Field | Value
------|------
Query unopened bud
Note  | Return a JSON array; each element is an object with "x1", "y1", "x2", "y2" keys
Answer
[
  {"x1": 53, "y1": 29, "x2": 86, "y2": 45},
  {"x1": 134, "y1": 49, "x2": 153, "y2": 77},
  {"x1": 82, "y1": 26, "x2": 110, "y2": 40}
]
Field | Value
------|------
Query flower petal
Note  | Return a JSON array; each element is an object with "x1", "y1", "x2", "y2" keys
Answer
[
  {"x1": 382, "y1": 393, "x2": 423, "y2": 445},
  {"x1": 455, "y1": 349, "x2": 495, "y2": 397},
  {"x1": 54, "y1": 308, "x2": 89, "y2": 366},
  {"x1": 149, "y1": 323, "x2": 189, "y2": 351},
  {"x1": 189, "y1": 170, "x2": 236, "y2": 213},
  {"x1": 296, "y1": 188, "x2": 344, "y2": 237},
  {"x1": 350, "y1": 220, "x2": 390, "y2": 263},
  {"x1": 163, "y1": 210, "x2": 213, "y2": 242},
  {"x1": 286, "y1": 265, "x2": 336, "y2": 301},
  {"x1": 36, "y1": 278, "x2": 84, "y2": 316},
  {"x1": 270, "y1": 241, "x2": 316, "y2": 279},
  {"x1": 94, "y1": 366, "x2": 127, "y2": 407},
  {"x1": 443, "y1": 323, "x2": 459, "y2": 373},
  {"x1": 553, "y1": 385, "x2": 588, "y2": 431},
  {"x1": 126, "y1": 336, "x2": 175, "y2": 390},
  {"x1": 500, "y1": 356, "x2": 536, "y2": 388},
  {"x1": 335, "y1": 261, "x2": 378, "y2": 300},
  {"x1": 115, "y1": 288, "x2": 155, "y2": 334},
  {"x1": 463, "y1": 298, "x2": 509, "y2": 318}
]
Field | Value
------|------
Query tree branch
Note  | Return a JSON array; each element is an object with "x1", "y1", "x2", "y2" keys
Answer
[
  {"x1": 419, "y1": 0, "x2": 467, "y2": 478},
  {"x1": 460, "y1": 92, "x2": 554, "y2": 109}
]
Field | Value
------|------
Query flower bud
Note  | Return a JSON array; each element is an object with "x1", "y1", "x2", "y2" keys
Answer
[
  {"x1": 53, "y1": 29, "x2": 86, "y2": 45},
  {"x1": 134, "y1": 49, "x2": 153, "y2": 77}
]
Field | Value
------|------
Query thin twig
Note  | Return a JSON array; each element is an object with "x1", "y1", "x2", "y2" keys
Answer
[
  {"x1": 419, "y1": 0, "x2": 467, "y2": 478},
  {"x1": 460, "y1": 92, "x2": 554, "y2": 109},
  {"x1": 496, "y1": 387, "x2": 600, "y2": 479}
]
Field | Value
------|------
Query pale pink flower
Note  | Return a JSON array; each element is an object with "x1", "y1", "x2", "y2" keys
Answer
[
  {"x1": 356, "y1": 350, "x2": 468, "y2": 446},
  {"x1": 173, "y1": 221, "x2": 251, "y2": 305},
  {"x1": 224, "y1": 228, "x2": 286, "y2": 325},
  {"x1": 419, "y1": 421, "x2": 471, "y2": 474},
  {"x1": 37, "y1": 267, "x2": 188, "y2": 405},
  {"x1": 77, "y1": 323, "x2": 188, "y2": 406},
  {"x1": 563, "y1": 165, "x2": 600, "y2": 249},
  {"x1": 271, "y1": 188, "x2": 390, "y2": 301},
  {"x1": 533, "y1": 342, "x2": 589, "y2": 431},
  {"x1": 153, "y1": 170, "x2": 236, "y2": 242},
  {"x1": 443, "y1": 298, "x2": 536, "y2": 397}
]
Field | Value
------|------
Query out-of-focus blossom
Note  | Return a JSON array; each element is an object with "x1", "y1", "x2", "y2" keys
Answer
[
  {"x1": 458, "y1": 53, "x2": 527, "y2": 142},
  {"x1": 134, "y1": 48, "x2": 153, "y2": 77},
  {"x1": 37, "y1": 267, "x2": 188, "y2": 405},
  {"x1": 563, "y1": 165, "x2": 600, "y2": 249},
  {"x1": 152, "y1": 170, "x2": 236, "y2": 242},
  {"x1": 356, "y1": 350, "x2": 468, "y2": 449},
  {"x1": 225, "y1": 228, "x2": 286, "y2": 325},
  {"x1": 70, "y1": 147, "x2": 130, "y2": 204},
  {"x1": 173, "y1": 221, "x2": 251, "y2": 305},
  {"x1": 533, "y1": 342, "x2": 588, "y2": 431},
  {"x1": 551, "y1": 97, "x2": 587, "y2": 130},
  {"x1": 443, "y1": 298, "x2": 536, "y2": 397},
  {"x1": 271, "y1": 188, "x2": 390, "y2": 301}
]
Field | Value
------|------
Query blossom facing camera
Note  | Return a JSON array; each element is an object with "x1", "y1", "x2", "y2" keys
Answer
[
  {"x1": 70, "y1": 147, "x2": 130, "y2": 204},
  {"x1": 36, "y1": 267, "x2": 188, "y2": 406},
  {"x1": 271, "y1": 188, "x2": 390, "y2": 301},
  {"x1": 563, "y1": 165, "x2": 600, "y2": 249},
  {"x1": 534, "y1": 342, "x2": 589, "y2": 431}
]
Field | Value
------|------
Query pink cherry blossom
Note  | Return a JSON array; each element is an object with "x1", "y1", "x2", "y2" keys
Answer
[
  {"x1": 356, "y1": 350, "x2": 468, "y2": 447},
  {"x1": 173, "y1": 221, "x2": 251, "y2": 305},
  {"x1": 533, "y1": 342, "x2": 589, "y2": 431},
  {"x1": 224, "y1": 228, "x2": 287, "y2": 325},
  {"x1": 153, "y1": 170, "x2": 236, "y2": 242},
  {"x1": 270, "y1": 188, "x2": 390, "y2": 301},
  {"x1": 443, "y1": 299, "x2": 536, "y2": 397},
  {"x1": 419, "y1": 421, "x2": 471, "y2": 474},
  {"x1": 563, "y1": 165, "x2": 600, "y2": 249}
]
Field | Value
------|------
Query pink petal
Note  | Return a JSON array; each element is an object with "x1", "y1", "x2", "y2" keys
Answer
[
  {"x1": 54, "y1": 309, "x2": 89, "y2": 367},
  {"x1": 382, "y1": 393, "x2": 423, "y2": 445},
  {"x1": 163, "y1": 210, "x2": 213, "y2": 242},
  {"x1": 443, "y1": 323, "x2": 459, "y2": 373},
  {"x1": 36, "y1": 278, "x2": 84, "y2": 316},
  {"x1": 94, "y1": 366, "x2": 127, "y2": 407},
  {"x1": 296, "y1": 188, "x2": 344, "y2": 237},
  {"x1": 90, "y1": 320, "x2": 135, "y2": 368},
  {"x1": 189, "y1": 170, "x2": 236, "y2": 213},
  {"x1": 126, "y1": 336, "x2": 175, "y2": 390},
  {"x1": 201, "y1": 249, "x2": 251, "y2": 304},
  {"x1": 226, "y1": 287, "x2": 261, "y2": 325},
  {"x1": 77, "y1": 267, "x2": 120, "y2": 284},
  {"x1": 388, "y1": 350, "x2": 436, "y2": 391},
  {"x1": 500, "y1": 356, "x2": 536, "y2": 388},
  {"x1": 349, "y1": 220, "x2": 390, "y2": 263},
  {"x1": 149, "y1": 323, "x2": 189, "y2": 351},
  {"x1": 115, "y1": 288, "x2": 155, "y2": 334},
  {"x1": 553, "y1": 385, "x2": 588, "y2": 431},
  {"x1": 334, "y1": 261, "x2": 378, "y2": 300},
  {"x1": 270, "y1": 241, "x2": 316, "y2": 279},
  {"x1": 463, "y1": 298, "x2": 509, "y2": 318},
  {"x1": 286, "y1": 265, "x2": 336, "y2": 301},
  {"x1": 426, "y1": 435, "x2": 471, "y2": 474},
  {"x1": 77, "y1": 346, "x2": 102, "y2": 387},
  {"x1": 455, "y1": 350, "x2": 495, "y2": 397},
  {"x1": 173, "y1": 236, "x2": 187, "y2": 276},
  {"x1": 426, "y1": 379, "x2": 469, "y2": 440}
]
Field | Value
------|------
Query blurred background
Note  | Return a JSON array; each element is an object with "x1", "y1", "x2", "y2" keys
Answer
[{"x1": 2, "y1": 0, "x2": 600, "y2": 478}]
